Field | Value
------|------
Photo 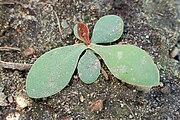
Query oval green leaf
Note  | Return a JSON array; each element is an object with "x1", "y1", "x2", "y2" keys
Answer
[
  {"x1": 78, "y1": 49, "x2": 101, "y2": 84},
  {"x1": 26, "y1": 44, "x2": 86, "y2": 98},
  {"x1": 90, "y1": 44, "x2": 159, "y2": 87},
  {"x1": 91, "y1": 15, "x2": 124, "y2": 43}
]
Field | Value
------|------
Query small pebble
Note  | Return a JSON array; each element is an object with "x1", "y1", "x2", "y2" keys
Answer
[
  {"x1": 90, "y1": 93, "x2": 94, "y2": 97},
  {"x1": 129, "y1": 114, "x2": 133, "y2": 119},
  {"x1": 120, "y1": 103, "x2": 124, "y2": 107},
  {"x1": 159, "y1": 82, "x2": 164, "y2": 87},
  {"x1": 61, "y1": 19, "x2": 69, "y2": 29},
  {"x1": 15, "y1": 95, "x2": 31, "y2": 110},
  {"x1": 8, "y1": 96, "x2": 14, "y2": 103},
  {"x1": 0, "y1": 86, "x2": 4, "y2": 92},
  {"x1": 6, "y1": 112, "x2": 20, "y2": 120},
  {"x1": 145, "y1": 35, "x2": 149, "y2": 39},
  {"x1": 161, "y1": 86, "x2": 171, "y2": 94},
  {"x1": 80, "y1": 95, "x2": 85, "y2": 102},
  {"x1": 170, "y1": 47, "x2": 179, "y2": 58},
  {"x1": 133, "y1": 89, "x2": 136, "y2": 92}
]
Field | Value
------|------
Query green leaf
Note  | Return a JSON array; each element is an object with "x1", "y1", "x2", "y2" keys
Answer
[
  {"x1": 91, "y1": 15, "x2": 124, "y2": 43},
  {"x1": 26, "y1": 44, "x2": 86, "y2": 98},
  {"x1": 90, "y1": 44, "x2": 159, "y2": 87},
  {"x1": 78, "y1": 50, "x2": 101, "y2": 84}
]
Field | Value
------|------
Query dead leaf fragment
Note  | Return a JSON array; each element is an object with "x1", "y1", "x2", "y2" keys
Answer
[
  {"x1": 88, "y1": 99, "x2": 105, "y2": 112},
  {"x1": 136, "y1": 86, "x2": 152, "y2": 93},
  {"x1": 170, "y1": 47, "x2": 179, "y2": 58},
  {"x1": 118, "y1": 41, "x2": 127, "y2": 45},
  {"x1": 101, "y1": 68, "x2": 109, "y2": 80},
  {"x1": 23, "y1": 48, "x2": 35, "y2": 58}
]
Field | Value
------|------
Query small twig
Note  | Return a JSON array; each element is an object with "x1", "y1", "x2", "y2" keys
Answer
[
  {"x1": 120, "y1": 100, "x2": 136, "y2": 120},
  {"x1": 0, "y1": 47, "x2": 20, "y2": 51},
  {"x1": 53, "y1": 9, "x2": 65, "y2": 44},
  {"x1": 0, "y1": 61, "x2": 32, "y2": 71},
  {"x1": 0, "y1": 1, "x2": 16, "y2": 5},
  {"x1": 53, "y1": 10, "x2": 62, "y2": 36}
]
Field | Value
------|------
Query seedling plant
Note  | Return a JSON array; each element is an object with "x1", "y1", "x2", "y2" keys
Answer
[{"x1": 26, "y1": 15, "x2": 159, "y2": 98}]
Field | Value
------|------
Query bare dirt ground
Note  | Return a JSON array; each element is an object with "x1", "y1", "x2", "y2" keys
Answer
[{"x1": 0, "y1": 0, "x2": 179, "y2": 119}]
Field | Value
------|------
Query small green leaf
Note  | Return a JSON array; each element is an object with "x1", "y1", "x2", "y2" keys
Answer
[
  {"x1": 90, "y1": 44, "x2": 159, "y2": 87},
  {"x1": 78, "y1": 50, "x2": 101, "y2": 84},
  {"x1": 91, "y1": 15, "x2": 124, "y2": 43},
  {"x1": 26, "y1": 44, "x2": 86, "y2": 98}
]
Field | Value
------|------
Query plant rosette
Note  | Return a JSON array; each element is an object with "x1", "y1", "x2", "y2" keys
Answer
[{"x1": 26, "y1": 15, "x2": 160, "y2": 98}]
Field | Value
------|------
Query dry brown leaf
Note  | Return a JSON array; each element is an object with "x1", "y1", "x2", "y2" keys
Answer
[
  {"x1": 101, "y1": 68, "x2": 109, "y2": 80},
  {"x1": 88, "y1": 99, "x2": 105, "y2": 112},
  {"x1": 23, "y1": 48, "x2": 35, "y2": 58}
]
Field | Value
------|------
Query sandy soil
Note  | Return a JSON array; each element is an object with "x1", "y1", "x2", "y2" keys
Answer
[{"x1": 0, "y1": 0, "x2": 179, "y2": 119}]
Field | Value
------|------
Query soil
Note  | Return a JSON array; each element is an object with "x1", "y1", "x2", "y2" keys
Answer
[{"x1": 0, "y1": 0, "x2": 179, "y2": 120}]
